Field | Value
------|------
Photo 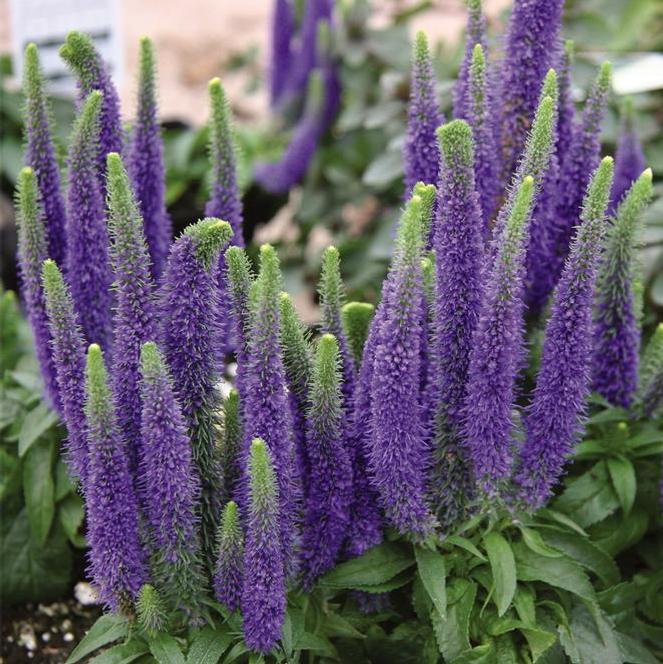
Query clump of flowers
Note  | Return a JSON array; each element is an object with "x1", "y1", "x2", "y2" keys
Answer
[{"x1": 15, "y1": 0, "x2": 659, "y2": 657}]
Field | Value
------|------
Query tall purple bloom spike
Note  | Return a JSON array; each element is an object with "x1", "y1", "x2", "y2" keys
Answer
[
  {"x1": 240, "y1": 245, "x2": 297, "y2": 566},
  {"x1": 515, "y1": 157, "x2": 614, "y2": 509},
  {"x1": 60, "y1": 31, "x2": 123, "y2": 184},
  {"x1": 205, "y1": 78, "x2": 244, "y2": 247},
  {"x1": 429, "y1": 121, "x2": 484, "y2": 524},
  {"x1": 213, "y1": 500, "x2": 244, "y2": 612},
  {"x1": 498, "y1": 0, "x2": 564, "y2": 182},
  {"x1": 269, "y1": 0, "x2": 295, "y2": 107},
  {"x1": 65, "y1": 91, "x2": 113, "y2": 351},
  {"x1": 242, "y1": 439, "x2": 286, "y2": 654},
  {"x1": 609, "y1": 98, "x2": 647, "y2": 214},
  {"x1": 106, "y1": 152, "x2": 158, "y2": 479},
  {"x1": 462, "y1": 176, "x2": 535, "y2": 499},
  {"x1": 556, "y1": 41, "x2": 576, "y2": 167},
  {"x1": 23, "y1": 44, "x2": 67, "y2": 268},
  {"x1": 552, "y1": 62, "x2": 612, "y2": 282},
  {"x1": 128, "y1": 38, "x2": 172, "y2": 280},
  {"x1": 368, "y1": 194, "x2": 436, "y2": 537},
  {"x1": 159, "y1": 218, "x2": 233, "y2": 563},
  {"x1": 139, "y1": 342, "x2": 206, "y2": 618},
  {"x1": 84, "y1": 343, "x2": 148, "y2": 612},
  {"x1": 301, "y1": 334, "x2": 353, "y2": 587},
  {"x1": 42, "y1": 260, "x2": 87, "y2": 484},
  {"x1": 15, "y1": 168, "x2": 61, "y2": 411},
  {"x1": 592, "y1": 169, "x2": 652, "y2": 408},
  {"x1": 453, "y1": 0, "x2": 487, "y2": 121},
  {"x1": 403, "y1": 31, "x2": 443, "y2": 197}
]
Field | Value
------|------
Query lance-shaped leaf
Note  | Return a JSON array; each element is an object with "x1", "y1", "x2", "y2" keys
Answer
[
  {"x1": 22, "y1": 44, "x2": 67, "y2": 267},
  {"x1": 515, "y1": 157, "x2": 614, "y2": 509}
]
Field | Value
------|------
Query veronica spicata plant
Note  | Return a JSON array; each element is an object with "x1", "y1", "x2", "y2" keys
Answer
[{"x1": 17, "y1": 2, "x2": 663, "y2": 660}]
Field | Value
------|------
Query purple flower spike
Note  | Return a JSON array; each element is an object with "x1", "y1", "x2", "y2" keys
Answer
[
  {"x1": 552, "y1": 62, "x2": 612, "y2": 282},
  {"x1": 42, "y1": 260, "x2": 87, "y2": 484},
  {"x1": 403, "y1": 32, "x2": 443, "y2": 197},
  {"x1": 205, "y1": 78, "x2": 244, "y2": 247},
  {"x1": 301, "y1": 334, "x2": 353, "y2": 587},
  {"x1": 242, "y1": 439, "x2": 286, "y2": 654},
  {"x1": 461, "y1": 176, "x2": 535, "y2": 499},
  {"x1": 592, "y1": 169, "x2": 653, "y2": 408},
  {"x1": 128, "y1": 38, "x2": 172, "y2": 281},
  {"x1": 106, "y1": 152, "x2": 157, "y2": 479},
  {"x1": 609, "y1": 98, "x2": 647, "y2": 214},
  {"x1": 556, "y1": 41, "x2": 576, "y2": 167},
  {"x1": 270, "y1": 0, "x2": 295, "y2": 107},
  {"x1": 429, "y1": 121, "x2": 484, "y2": 524},
  {"x1": 59, "y1": 31, "x2": 123, "y2": 184},
  {"x1": 498, "y1": 0, "x2": 564, "y2": 182},
  {"x1": 368, "y1": 194, "x2": 436, "y2": 538},
  {"x1": 515, "y1": 157, "x2": 614, "y2": 509},
  {"x1": 240, "y1": 245, "x2": 297, "y2": 567},
  {"x1": 159, "y1": 218, "x2": 233, "y2": 562},
  {"x1": 453, "y1": 0, "x2": 487, "y2": 121},
  {"x1": 65, "y1": 91, "x2": 113, "y2": 351},
  {"x1": 15, "y1": 168, "x2": 61, "y2": 412},
  {"x1": 84, "y1": 343, "x2": 148, "y2": 612},
  {"x1": 23, "y1": 44, "x2": 67, "y2": 268},
  {"x1": 213, "y1": 500, "x2": 244, "y2": 612},
  {"x1": 139, "y1": 342, "x2": 206, "y2": 618}
]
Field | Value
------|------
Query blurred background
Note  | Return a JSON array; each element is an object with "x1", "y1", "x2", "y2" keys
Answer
[{"x1": 1, "y1": 0, "x2": 662, "y2": 322}]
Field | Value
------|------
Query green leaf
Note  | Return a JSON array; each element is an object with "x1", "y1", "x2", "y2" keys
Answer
[
  {"x1": 148, "y1": 633, "x2": 185, "y2": 664},
  {"x1": 23, "y1": 439, "x2": 55, "y2": 545},
  {"x1": 431, "y1": 578, "x2": 476, "y2": 659},
  {"x1": 362, "y1": 150, "x2": 403, "y2": 188},
  {"x1": 89, "y1": 640, "x2": 149, "y2": 664},
  {"x1": 319, "y1": 543, "x2": 414, "y2": 590},
  {"x1": 520, "y1": 527, "x2": 563, "y2": 558},
  {"x1": 322, "y1": 612, "x2": 365, "y2": 639},
  {"x1": 294, "y1": 632, "x2": 338, "y2": 658},
  {"x1": 18, "y1": 401, "x2": 59, "y2": 456},
  {"x1": 615, "y1": 632, "x2": 660, "y2": 664},
  {"x1": 513, "y1": 543, "x2": 595, "y2": 603},
  {"x1": 222, "y1": 642, "x2": 248, "y2": 664},
  {"x1": 558, "y1": 603, "x2": 621, "y2": 664},
  {"x1": 537, "y1": 509, "x2": 588, "y2": 536},
  {"x1": 554, "y1": 462, "x2": 620, "y2": 527},
  {"x1": 592, "y1": 509, "x2": 649, "y2": 556},
  {"x1": 606, "y1": 456, "x2": 636, "y2": 515},
  {"x1": 0, "y1": 447, "x2": 21, "y2": 501},
  {"x1": 54, "y1": 458, "x2": 76, "y2": 500},
  {"x1": 536, "y1": 526, "x2": 619, "y2": 587},
  {"x1": 347, "y1": 569, "x2": 413, "y2": 593},
  {"x1": 65, "y1": 615, "x2": 128, "y2": 663},
  {"x1": 487, "y1": 618, "x2": 557, "y2": 661},
  {"x1": 185, "y1": 627, "x2": 232, "y2": 664},
  {"x1": 484, "y1": 531, "x2": 517, "y2": 617},
  {"x1": 59, "y1": 493, "x2": 85, "y2": 545},
  {"x1": 445, "y1": 535, "x2": 487, "y2": 561},
  {"x1": 415, "y1": 547, "x2": 447, "y2": 619}
]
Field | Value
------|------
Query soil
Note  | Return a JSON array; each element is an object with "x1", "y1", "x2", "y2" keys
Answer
[{"x1": 1, "y1": 596, "x2": 102, "y2": 664}]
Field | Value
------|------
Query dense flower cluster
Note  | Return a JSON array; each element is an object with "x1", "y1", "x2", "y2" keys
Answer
[{"x1": 16, "y1": 0, "x2": 658, "y2": 656}]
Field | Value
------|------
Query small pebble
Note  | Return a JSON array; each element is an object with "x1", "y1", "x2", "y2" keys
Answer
[
  {"x1": 41, "y1": 632, "x2": 51, "y2": 642},
  {"x1": 74, "y1": 582, "x2": 98, "y2": 606},
  {"x1": 18, "y1": 625, "x2": 37, "y2": 651},
  {"x1": 61, "y1": 619, "x2": 73, "y2": 631},
  {"x1": 63, "y1": 632, "x2": 75, "y2": 643}
]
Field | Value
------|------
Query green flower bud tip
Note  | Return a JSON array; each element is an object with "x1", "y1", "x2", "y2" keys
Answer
[
  {"x1": 184, "y1": 218, "x2": 233, "y2": 269},
  {"x1": 258, "y1": 244, "x2": 283, "y2": 294},
  {"x1": 412, "y1": 181, "x2": 436, "y2": 239},
  {"x1": 139, "y1": 341, "x2": 163, "y2": 379},
  {"x1": 414, "y1": 31, "x2": 430, "y2": 63},
  {"x1": 582, "y1": 157, "x2": 614, "y2": 221},
  {"x1": 41, "y1": 258, "x2": 60, "y2": 291},
  {"x1": 139, "y1": 37, "x2": 155, "y2": 83},
  {"x1": 17, "y1": 167, "x2": 40, "y2": 221},
  {"x1": 399, "y1": 195, "x2": 424, "y2": 256},
  {"x1": 540, "y1": 69, "x2": 558, "y2": 103},
  {"x1": 249, "y1": 438, "x2": 278, "y2": 495},
  {"x1": 219, "y1": 500, "x2": 242, "y2": 543},
  {"x1": 136, "y1": 584, "x2": 167, "y2": 636},
  {"x1": 502, "y1": 176, "x2": 535, "y2": 266},
  {"x1": 319, "y1": 246, "x2": 343, "y2": 303},
  {"x1": 341, "y1": 301, "x2": 374, "y2": 365},
  {"x1": 316, "y1": 333, "x2": 340, "y2": 383},
  {"x1": 598, "y1": 61, "x2": 612, "y2": 90},
  {"x1": 437, "y1": 120, "x2": 474, "y2": 168},
  {"x1": 59, "y1": 32, "x2": 98, "y2": 83}
]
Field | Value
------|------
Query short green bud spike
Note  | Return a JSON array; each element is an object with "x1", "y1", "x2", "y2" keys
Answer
[
  {"x1": 319, "y1": 246, "x2": 344, "y2": 308},
  {"x1": 540, "y1": 69, "x2": 559, "y2": 104},
  {"x1": 249, "y1": 438, "x2": 279, "y2": 504},
  {"x1": 16, "y1": 167, "x2": 47, "y2": 258},
  {"x1": 106, "y1": 152, "x2": 145, "y2": 246},
  {"x1": 257, "y1": 244, "x2": 283, "y2": 301},
  {"x1": 183, "y1": 218, "x2": 233, "y2": 270},
  {"x1": 280, "y1": 292, "x2": 313, "y2": 396},
  {"x1": 412, "y1": 182, "x2": 437, "y2": 241},
  {"x1": 598, "y1": 61, "x2": 612, "y2": 92},
  {"x1": 136, "y1": 584, "x2": 167, "y2": 636},
  {"x1": 85, "y1": 343, "x2": 110, "y2": 406},
  {"x1": 207, "y1": 77, "x2": 237, "y2": 181},
  {"x1": 421, "y1": 256, "x2": 435, "y2": 308},
  {"x1": 341, "y1": 302, "x2": 375, "y2": 366},
  {"x1": 225, "y1": 245, "x2": 254, "y2": 340},
  {"x1": 414, "y1": 31, "x2": 430, "y2": 65},
  {"x1": 74, "y1": 90, "x2": 103, "y2": 144},
  {"x1": 501, "y1": 176, "x2": 535, "y2": 272},
  {"x1": 139, "y1": 341, "x2": 163, "y2": 379},
  {"x1": 315, "y1": 334, "x2": 341, "y2": 391},
  {"x1": 469, "y1": 43, "x2": 486, "y2": 109},
  {"x1": 639, "y1": 323, "x2": 663, "y2": 395},
  {"x1": 59, "y1": 32, "x2": 99, "y2": 87},
  {"x1": 138, "y1": 37, "x2": 156, "y2": 97},
  {"x1": 304, "y1": 70, "x2": 325, "y2": 115},
  {"x1": 41, "y1": 258, "x2": 63, "y2": 296},
  {"x1": 397, "y1": 195, "x2": 424, "y2": 261},
  {"x1": 218, "y1": 500, "x2": 242, "y2": 547},
  {"x1": 437, "y1": 120, "x2": 474, "y2": 173},
  {"x1": 582, "y1": 157, "x2": 615, "y2": 224}
]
